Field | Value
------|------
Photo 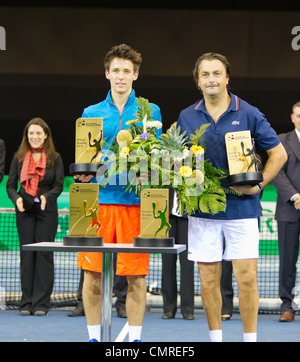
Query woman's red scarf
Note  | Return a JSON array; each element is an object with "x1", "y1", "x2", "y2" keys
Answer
[{"x1": 20, "y1": 146, "x2": 46, "y2": 197}]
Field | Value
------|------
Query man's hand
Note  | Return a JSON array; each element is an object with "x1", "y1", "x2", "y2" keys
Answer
[
  {"x1": 230, "y1": 184, "x2": 260, "y2": 195},
  {"x1": 74, "y1": 174, "x2": 94, "y2": 183},
  {"x1": 294, "y1": 195, "x2": 300, "y2": 210},
  {"x1": 137, "y1": 171, "x2": 149, "y2": 185}
]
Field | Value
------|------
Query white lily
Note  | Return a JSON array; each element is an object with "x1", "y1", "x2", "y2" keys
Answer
[
  {"x1": 142, "y1": 115, "x2": 148, "y2": 133},
  {"x1": 146, "y1": 121, "x2": 162, "y2": 129}
]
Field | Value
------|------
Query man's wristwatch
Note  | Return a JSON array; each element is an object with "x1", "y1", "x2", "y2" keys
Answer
[{"x1": 257, "y1": 183, "x2": 263, "y2": 192}]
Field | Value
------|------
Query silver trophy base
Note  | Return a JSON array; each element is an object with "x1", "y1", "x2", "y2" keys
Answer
[
  {"x1": 226, "y1": 171, "x2": 263, "y2": 186},
  {"x1": 63, "y1": 236, "x2": 104, "y2": 246},
  {"x1": 133, "y1": 237, "x2": 175, "y2": 248}
]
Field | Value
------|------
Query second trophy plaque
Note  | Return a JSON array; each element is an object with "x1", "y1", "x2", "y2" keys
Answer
[
  {"x1": 134, "y1": 188, "x2": 174, "y2": 247},
  {"x1": 225, "y1": 131, "x2": 263, "y2": 187},
  {"x1": 63, "y1": 183, "x2": 103, "y2": 246}
]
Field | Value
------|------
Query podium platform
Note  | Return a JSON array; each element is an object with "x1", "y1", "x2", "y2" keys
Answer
[{"x1": 22, "y1": 242, "x2": 186, "y2": 342}]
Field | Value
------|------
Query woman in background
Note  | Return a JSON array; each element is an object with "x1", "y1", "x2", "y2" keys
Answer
[{"x1": 7, "y1": 117, "x2": 64, "y2": 316}]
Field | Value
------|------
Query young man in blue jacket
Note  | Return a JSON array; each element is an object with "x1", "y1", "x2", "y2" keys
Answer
[{"x1": 77, "y1": 44, "x2": 162, "y2": 342}]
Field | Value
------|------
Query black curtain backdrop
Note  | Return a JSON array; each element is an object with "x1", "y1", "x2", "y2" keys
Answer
[{"x1": 1, "y1": 4, "x2": 300, "y2": 174}]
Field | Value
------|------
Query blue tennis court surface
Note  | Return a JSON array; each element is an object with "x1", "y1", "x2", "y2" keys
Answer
[{"x1": 1, "y1": 309, "x2": 300, "y2": 342}]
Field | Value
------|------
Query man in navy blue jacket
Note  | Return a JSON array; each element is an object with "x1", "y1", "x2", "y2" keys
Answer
[{"x1": 177, "y1": 52, "x2": 287, "y2": 342}]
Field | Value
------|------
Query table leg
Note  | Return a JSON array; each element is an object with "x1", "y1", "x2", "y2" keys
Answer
[{"x1": 101, "y1": 252, "x2": 113, "y2": 342}]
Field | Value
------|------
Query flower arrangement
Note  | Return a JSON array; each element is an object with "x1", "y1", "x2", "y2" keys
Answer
[{"x1": 103, "y1": 97, "x2": 227, "y2": 216}]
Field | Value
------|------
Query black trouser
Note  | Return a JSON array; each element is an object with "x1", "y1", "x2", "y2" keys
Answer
[
  {"x1": 162, "y1": 215, "x2": 194, "y2": 315},
  {"x1": 16, "y1": 203, "x2": 58, "y2": 313},
  {"x1": 221, "y1": 260, "x2": 233, "y2": 316},
  {"x1": 278, "y1": 220, "x2": 300, "y2": 313}
]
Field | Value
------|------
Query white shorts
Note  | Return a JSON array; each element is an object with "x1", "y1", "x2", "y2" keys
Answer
[{"x1": 187, "y1": 216, "x2": 259, "y2": 263}]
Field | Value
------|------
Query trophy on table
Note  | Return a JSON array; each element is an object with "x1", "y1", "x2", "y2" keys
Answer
[
  {"x1": 225, "y1": 130, "x2": 263, "y2": 186},
  {"x1": 133, "y1": 188, "x2": 174, "y2": 247},
  {"x1": 63, "y1": 118, "x2": 104, "y2": 246}
]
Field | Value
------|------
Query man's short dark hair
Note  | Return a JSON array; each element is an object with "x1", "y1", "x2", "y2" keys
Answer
[
  {"x1": 104, "y1": 43, "x2": 142, "y2": 73},
  {"x1": 192, "y1": 52, "x2": 231, "y2": 85}
]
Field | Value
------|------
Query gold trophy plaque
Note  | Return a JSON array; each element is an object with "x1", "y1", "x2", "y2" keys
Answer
[
  {"x1": 225, "y1": 131, "x2": 263, "y2": 186},
  {"x1": 134, "y1": 188, "x2": 174, "y2": 247},
  {"x1": 69, "y1": 118, "x2": 103, "y2": 175},
  {"x1": 63, "y1": 183, "x2": 103, "y2": 246}
]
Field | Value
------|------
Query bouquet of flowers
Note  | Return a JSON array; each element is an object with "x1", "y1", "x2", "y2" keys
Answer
[{"x1": 103, "y1": 97, "x2": 227, "y2": 216}]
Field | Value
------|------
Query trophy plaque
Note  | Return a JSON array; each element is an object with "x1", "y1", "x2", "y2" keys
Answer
[
  {"x1": 225, "y1": 131, "x2": 263, "y2": 186},
  {"x1": 69, "y1": 118, "x2": 103, "y2": 175},
  {"x1": 63, "y1": 183, "x2": 103, "y2": 246},
  {"x1": 134, "y1": 188, "x2": 174, "y2": 247}
]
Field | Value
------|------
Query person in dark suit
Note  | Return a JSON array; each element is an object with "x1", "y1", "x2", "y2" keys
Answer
[
  {"x1": 272, "y1": 101, "x2": 300, "y2": 322},
  {"x1": 161, "y1": 188, "x2": 194, "y2": 320},
  {"x1": 0, "y1": 138, "x2": 5, "y2": 184},
  {"x1": 6, "y1": 117, "x2": 64, "y2": 316}
]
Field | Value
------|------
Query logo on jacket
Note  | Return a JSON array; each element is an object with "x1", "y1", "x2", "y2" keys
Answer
[{"x1": 232, "y1": 121, "x2": 240, "y2": 125}]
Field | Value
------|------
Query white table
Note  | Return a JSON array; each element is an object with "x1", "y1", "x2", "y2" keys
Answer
[{"x1": 22, "y1": 242, "x2": 186, "y2": 342}]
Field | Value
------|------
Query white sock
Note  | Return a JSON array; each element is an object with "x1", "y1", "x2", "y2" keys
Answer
[
  {"x1": 243, "y1": 332, "x2": 257, "y2": 342},
  {"x1": 209, "y1": 329, "x2": 222, "y2": 342},
  {"x1": 128, "y1": 325, "x2": 142, "y2": 342},
  {"x1": 87, "y1": 325, "x2": 101, "y2": 341}
]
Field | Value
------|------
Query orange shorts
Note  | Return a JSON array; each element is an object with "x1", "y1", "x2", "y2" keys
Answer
[{"x1": 77, "y1": 204, "x2": 149, "y2": 276}]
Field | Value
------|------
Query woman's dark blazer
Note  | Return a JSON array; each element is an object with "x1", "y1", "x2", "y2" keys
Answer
[{"x1": 6, "y1": 154, "x2": 64, "y2": 212}]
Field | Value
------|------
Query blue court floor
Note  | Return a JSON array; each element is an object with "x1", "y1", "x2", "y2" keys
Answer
[{"x1": 0, "y1": 308, "x2": 300, "y2": 343}]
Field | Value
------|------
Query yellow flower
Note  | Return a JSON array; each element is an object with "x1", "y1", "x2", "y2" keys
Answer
[
  {"x1": 180, "y1": 166, "x2": 193, "y2": 177},
  {"x1": 126, "y1": 119, "x2": 138, "y2": 125},
  {"x1": 161, "y1": 133, "x2": 169, "y2": 138},
  {"x1": 120, "y1": 147, "x2": 130, "y2": 158},
  {"x1": 190, "y1": 145, "x2": 204, "y2": 156},
  {"x1": 192, "y1": 169, "x2": 204, "y2": 184}
]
